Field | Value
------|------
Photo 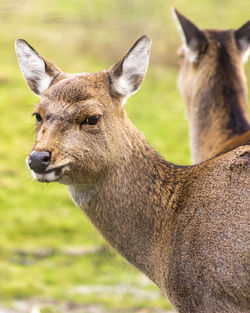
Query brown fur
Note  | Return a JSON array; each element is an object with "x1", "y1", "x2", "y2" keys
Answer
[
  {"x1": 17, "y1": 40, "x2": 250, "y2": 313},
  {"x1": 176, "y1": 12, "x2": 250, "y2": 163}
]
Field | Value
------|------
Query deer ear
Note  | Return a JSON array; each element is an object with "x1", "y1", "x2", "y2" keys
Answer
[
  {"x1": 235, "y1": 21, "x2": 250, "y2": 63},
  {"x1": 15, "y1": 39, "x2": 61, "y2": 96},
  {"x1": 109, "y1": 35, "x2": 151, "y2": 106},
  {"x1": 173, "y1": 8, "x2": 208, "y2": 62}
]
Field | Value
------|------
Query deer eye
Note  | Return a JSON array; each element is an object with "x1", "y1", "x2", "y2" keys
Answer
[
  {"x1": 81, "y1": 115, "x2": 101, "y2": 126},
  {"x1": 32, "y1": 113, "x2": 43, "y2": 122}
]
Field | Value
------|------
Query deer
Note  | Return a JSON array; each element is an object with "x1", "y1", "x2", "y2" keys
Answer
[
  {"x1": 15, "y1": 36, "x2": 250, "y2": 313},
  {"x1": 173, "y1": 9, "x2": 250, "y2": 163}
]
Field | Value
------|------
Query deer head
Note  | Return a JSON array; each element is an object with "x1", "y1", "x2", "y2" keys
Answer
[
  {"x1": 15, "y1": 36, "x2": 151, "y2": 185},
  {"x1": 173, "y1": 8, "x2": 250, "y2": 113}
]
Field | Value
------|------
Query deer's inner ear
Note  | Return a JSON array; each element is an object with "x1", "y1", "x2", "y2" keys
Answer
[
  {"x1": 234, "y1": 21, "x2": 250, "y2": 63},
  {"x1": 15, "y1": 39, "x2": 61, "y2": 96},
  {"x1": 109, "y1": 35, "x2": 152, "y2": 106}
]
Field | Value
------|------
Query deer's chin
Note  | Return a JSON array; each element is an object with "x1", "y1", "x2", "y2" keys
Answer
[{"x1": 31, "y1": 164, "x2": 70, "y2": 183}]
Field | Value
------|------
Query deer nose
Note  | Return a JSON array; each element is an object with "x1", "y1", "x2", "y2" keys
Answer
[{"x1": 28, "y1": 151, "x2": 51, "y2": 173}]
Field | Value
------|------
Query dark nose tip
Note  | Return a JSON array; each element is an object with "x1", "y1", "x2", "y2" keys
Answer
[{"x1": 28, "y1": 151, "x2": 51, "y2": 173}]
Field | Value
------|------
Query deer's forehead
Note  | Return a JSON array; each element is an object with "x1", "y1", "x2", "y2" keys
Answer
[
  {"x1": 36, "y1": 73, "x2": 113, "y2": 116},
  {"x1": 38, "y1": 97, "x2": 104, "y2": 113},
  {"x1": 43, "y1": 72, "x2": 111, "y2": 104}
]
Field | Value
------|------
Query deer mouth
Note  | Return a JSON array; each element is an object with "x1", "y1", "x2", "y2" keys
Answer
[{"x1": 31, "y1": 163, "x2": 70, "y2": 183}]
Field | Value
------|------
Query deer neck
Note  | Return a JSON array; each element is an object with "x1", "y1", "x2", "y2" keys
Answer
[
  {"x1": 68, "y1": 129, "x2": 184, "y2": 285},
  {"x1": 188, "y1": 60, "x2": 250, "y2": 163}
]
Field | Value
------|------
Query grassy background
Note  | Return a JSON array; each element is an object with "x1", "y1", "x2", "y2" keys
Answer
[{"x1": 0, "y1": 0, "x2": 249, "y2": 312}]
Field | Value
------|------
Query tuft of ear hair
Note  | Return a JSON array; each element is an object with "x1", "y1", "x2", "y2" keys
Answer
[
  {"x1": 235, "y1": 20, "x2": 250, "y2": 63},
  {"x1": 109, "y1": 35, "x2": 152, "y2": 106},
  {"x1": 172, "y1": 8, "x2": 207, "y2": 62},
  {"x1": 15, "y1": 39, "x2": 61, "y2": 96}
]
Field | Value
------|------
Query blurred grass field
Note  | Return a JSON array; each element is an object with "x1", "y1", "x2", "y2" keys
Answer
[{"x1": 0, "y1": 0, "x2": 249, "y2": 312}]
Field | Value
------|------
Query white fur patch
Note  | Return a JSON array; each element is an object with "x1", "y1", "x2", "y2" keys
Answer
[
  {"x1": 121, "y1": 96, "x2": 129, "y2": 106},
  {"x1": 68, "y1": 185, "x2": 95, "y2": 210},
  {"x1": 112, "y1": 75, "x2": 134, "y2": 99},
  {"x1": 242, "y1": 47, "x2": 250, "y2": 63},
  {"x1": 237, "y1": 38, "x2": 250, "y2": 63},
  {"x1": 15, "y1": 39, "x2": 53, "y2": 96},
  {"x1": 184, "y1": 41, "x2": 199, "y2": 62},
  {"x1": 112, "y1": 36, "x2": 151, "y2": 101},
  {"x1": 32, "y1": 170, "x2": 57, "y2": 182}
]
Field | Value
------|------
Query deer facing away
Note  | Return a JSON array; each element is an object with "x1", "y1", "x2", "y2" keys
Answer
[
  {"x1": 16, "y1": 37, "x2": 250, "y2": 313},
  {"x1": 174, "y1": 9, "x2": 250, "y2": 163}
]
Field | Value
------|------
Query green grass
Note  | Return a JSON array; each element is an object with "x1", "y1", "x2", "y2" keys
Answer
[{"x1": 0, "y1": 0, "x2": 249, "y2": 311}]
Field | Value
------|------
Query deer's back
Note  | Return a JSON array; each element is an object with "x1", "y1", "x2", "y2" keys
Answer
[{"x1": 160, "y1": 146, "x2": 250, "y2": 312}]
